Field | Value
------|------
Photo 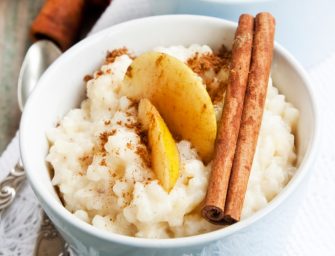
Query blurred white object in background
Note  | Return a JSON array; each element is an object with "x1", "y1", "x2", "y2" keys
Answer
[{"x1": 151, "y1": 0, "x2": 335, "y2": 68}]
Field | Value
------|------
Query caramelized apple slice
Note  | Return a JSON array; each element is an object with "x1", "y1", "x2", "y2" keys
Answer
[
  {"x1": 122, "y1": 52, "x2": 216, "y2": 162},
  {"x1": 138, "y1": 99, "x2": 180, "y2": 192}
]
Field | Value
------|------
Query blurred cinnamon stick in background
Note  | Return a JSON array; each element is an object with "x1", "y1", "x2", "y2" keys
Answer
[{"x1": 31, "y1": 0, "x2": 111, "y2": 51}]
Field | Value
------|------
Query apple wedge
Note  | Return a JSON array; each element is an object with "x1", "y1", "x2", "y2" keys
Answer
[
  {"x1": 121, "y1": 52, "x2": 217, "y2": 163},
  {"x1": 138, "y1": 98, "x2": 180, "y2": 192}
]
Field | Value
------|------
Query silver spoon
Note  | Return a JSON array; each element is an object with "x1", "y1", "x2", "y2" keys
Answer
[
  {"x1": 0, "y1": 40, "x2": 61, "y2": 210},
  {"x1": 0, "y1": 40, "x2": 70, "y2": 256},
  {"x1": 18, "y1": 40, "x2": 62, "y2": 111}
]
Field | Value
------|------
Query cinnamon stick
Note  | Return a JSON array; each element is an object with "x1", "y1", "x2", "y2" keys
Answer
[
  {"x1": 202, "y1": 14, "x2": 254, "y2": 224},
  {"x1": 223, "y1": 12, "x2": 275, "y2": 224},
  {"x1": 31, "y1": 0, "x2": 86, "y2": 51}
]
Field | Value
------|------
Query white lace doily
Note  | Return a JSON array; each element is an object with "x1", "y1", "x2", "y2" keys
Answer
[
  {"x1": 1, "y1": 0, "x2": 335, "y2": 255},
  {"x1": 0, "y1": 133, "x2": 42, "y2": 256}
]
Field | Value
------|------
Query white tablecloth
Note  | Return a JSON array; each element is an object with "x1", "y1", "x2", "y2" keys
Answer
[{"x1": 1, "y1": 0, "x2": 334, "y2": 255}]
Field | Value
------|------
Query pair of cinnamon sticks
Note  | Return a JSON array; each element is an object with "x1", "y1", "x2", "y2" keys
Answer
[{"x1": 202, "y1": 12, "x2": 275, "y2": 224}]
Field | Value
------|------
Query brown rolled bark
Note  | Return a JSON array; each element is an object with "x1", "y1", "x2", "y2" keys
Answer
[
  {"x1": 202, "y1": 14, "x2": 254, "y2": 224},
  {"x1": 223, "y1": 12, "x2": 276, "y2": 224}
]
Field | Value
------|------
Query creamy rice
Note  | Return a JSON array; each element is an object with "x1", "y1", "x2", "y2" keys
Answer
[{"x1": 46, "y1": 45, "x2": 299, "y2": 238}]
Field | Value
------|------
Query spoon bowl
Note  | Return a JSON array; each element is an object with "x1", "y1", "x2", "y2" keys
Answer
[{"x1": 18, "y1": 40, "x2": 61, "y2": 111}]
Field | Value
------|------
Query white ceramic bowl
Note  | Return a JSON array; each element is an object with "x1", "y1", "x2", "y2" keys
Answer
[{"x1": 20, "y1": 15, "x2": 318, "y2": 256}]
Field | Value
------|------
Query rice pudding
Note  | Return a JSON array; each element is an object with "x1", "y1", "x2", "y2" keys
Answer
[{"x1": 46, "y1": 44, "x2": 298, "y2": 238}]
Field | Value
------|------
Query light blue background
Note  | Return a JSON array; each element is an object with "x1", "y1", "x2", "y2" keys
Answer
[{"x1": 154, "y1": 0, "x2": 335, "y2": 68}]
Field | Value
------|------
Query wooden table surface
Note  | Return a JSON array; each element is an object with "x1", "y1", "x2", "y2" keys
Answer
[{"x1": 0, "y1": 0, "x2": 44, "y2": 154}]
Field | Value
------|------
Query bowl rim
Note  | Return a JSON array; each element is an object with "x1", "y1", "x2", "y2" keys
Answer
[{"x1": 20, "y1": 14, "x2": 319, "y2": 249}]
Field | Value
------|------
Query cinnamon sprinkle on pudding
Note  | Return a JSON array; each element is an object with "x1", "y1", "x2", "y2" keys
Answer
[{"x1": 46, "y1": 44, "x2": 298, "y2": 238}]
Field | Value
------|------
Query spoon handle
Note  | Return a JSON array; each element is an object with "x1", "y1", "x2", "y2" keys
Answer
[
  {"x1": 34, "y1": 211, "x2": 70, "y2": 256},
  {"x1": 0, "y1": 159, "x2": 25, "y2": 211}
]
